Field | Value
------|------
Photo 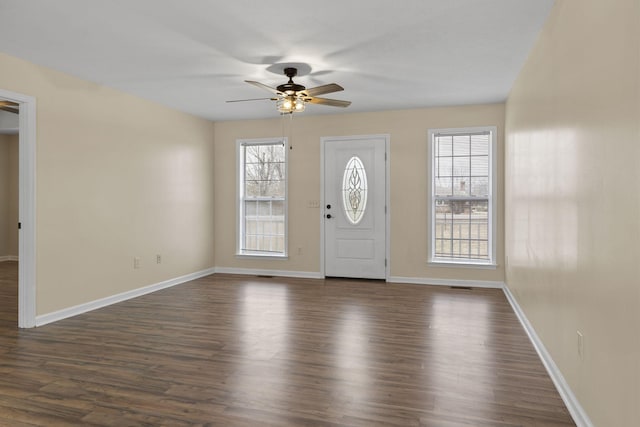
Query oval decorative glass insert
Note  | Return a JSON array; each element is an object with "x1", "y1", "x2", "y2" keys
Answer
[{"x1": 342, "y1": 156, "x2": 368, "y2": 224}]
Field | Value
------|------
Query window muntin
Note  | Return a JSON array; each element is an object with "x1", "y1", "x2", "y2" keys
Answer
[
  {"x1": 237, "y1": 139, "x2": 287, "y2": 256},
  {"x1": 342, "y1": 156, "x2": 368, "y2": 224},
  {"x1": 429, "y1": 128, "x2": 496, "y2": 265}
]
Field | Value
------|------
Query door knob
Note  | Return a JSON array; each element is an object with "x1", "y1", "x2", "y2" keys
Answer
[{"x1": 326, "y1": 214, "x2": 332, "y2": 219}]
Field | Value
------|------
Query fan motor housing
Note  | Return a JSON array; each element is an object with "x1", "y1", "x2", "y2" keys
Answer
[
  {"x1": 277, "y1": 67, "x2": 306, "y2": 94},
  {"x1": 277, "y1": 82, "x2": 306, "y2": 94}
]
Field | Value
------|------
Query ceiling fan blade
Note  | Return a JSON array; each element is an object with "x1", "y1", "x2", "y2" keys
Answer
[
  {"x1": 226, "y1": 97, "x2": 276, "y2": 103},
  {"x1": 0, "y1": 107, "x2": 18, "y2": 114},
  {"x1": 303, "y1": 83, "x2": 344, "y2": 97},
  {"x1": 307, "y1": 97, "x2": 351, "y2": 108},
  {"x1": 0, "y1": 101, "x2": 18, "y2": 114},
  {"x1": 245, "y1": 80, "x2": 281, "y2": 95}
]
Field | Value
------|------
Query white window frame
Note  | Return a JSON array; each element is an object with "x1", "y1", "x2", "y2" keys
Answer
[
  {"x1": 236, "y1": 137, "x2": 288, "y2": 258},
  {"x1": 427, "y1": 126, "x2": 497, "y2": 267}
]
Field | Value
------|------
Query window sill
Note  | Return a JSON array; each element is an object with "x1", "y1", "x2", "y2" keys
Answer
[
  {"x1": 236, "y1": 252, "x2": 288, "y2": 260},
  {"x1": 428, "y1": 260, "x2": 497, "y2": 270}
]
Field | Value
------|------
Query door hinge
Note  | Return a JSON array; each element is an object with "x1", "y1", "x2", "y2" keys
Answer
[
  {"x1": 385, "y1": 259, "x2": 387, "y2": 267},
  {"x1": 18, "y1": 222, "x2": 21, "y2": 230},
  {"x1": 385, "y1": 152, "x2": 387, "y2": 161}
]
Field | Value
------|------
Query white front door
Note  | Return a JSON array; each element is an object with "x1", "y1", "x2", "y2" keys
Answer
[{"x1": 323, "y1": 135, "x2": 387, "y2": 279}]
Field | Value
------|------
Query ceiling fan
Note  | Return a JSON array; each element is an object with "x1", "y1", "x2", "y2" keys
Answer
[{"x1": 227, "y1": 67, "x2": 351, "y2": 114}]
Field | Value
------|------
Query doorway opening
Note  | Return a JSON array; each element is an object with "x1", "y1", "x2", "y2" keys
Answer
[
  {"x1": 0, "y1": 89, "x2": 36, "y2": 328},
  {"x1": 0, "y1": 104, "x2": 18, "y2": 327}
]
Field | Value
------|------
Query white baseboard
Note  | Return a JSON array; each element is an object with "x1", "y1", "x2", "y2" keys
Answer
[
  {"x1": 388, "y1": 275, "x2": 505, "y2": 289},
  {"x1": 214, "y1": 267, "x2": 324, "y2": 280},
  {"x1": 35, "y1": 267, "x2": 216, "y2": 327},
  {"x1": 502, "y1": 285, "x2": 593, "y2": 427},
  {"x1": 0, "y1": 256, "x2": 19, "y2": 262}
]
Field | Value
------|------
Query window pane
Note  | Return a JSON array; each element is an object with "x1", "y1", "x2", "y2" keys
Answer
[
  {"x1": 244, "y1": 200, "x2": 257, "y2": 216},
  {"x1": 470, "y1": 156, "x2": 488, "y2": 176},
  {"x1": 433, "y1": 198, "x2": 489, "y2": 261},
  {"x1": 433, "y1": 135, "x2": 491, "y2": 199},
  {"x1": 265, "y1": 180, "x2": 285, "y2": 198},
  {"x1": 263, "y1": 220, "x2": 273, "y2": 235},
  {"x1": 435, "y1": 135, "x2": 453, "y2": 156},
  {"x1": 244, "y1": 161, "x2": 261, "y2": 180},
  {"x1": 275, "y1": 236, "x2": 284, "y2": 252},
  {"x1": 244, "y1": 180, "x2": 261, "y2": 197},
  {"x1": 434, "y1": 177, "x2": 453, "y2": 196},
  {"x1": 434, "y1": 156, "x2": 453, "y2": 179},
  {"x1": 257, "y1": 144, "x2": 285, "y2": 163},
  {"x1": 453, "y1": 177, "x2": 469, "y2": 196},
  {"x1": 258, "y1": 200, "x2": 270, "y2": 216},
  {"x1": 470, "y1": 177, "x2": 489, "y2": 197},
  {"x1": 470, "y1": 134, "x2": 489, "y2": 155},
  {"x1": 272, "y1": 200, "x2": 284, "y2": 216},
  {"x1": 452, "y1": 135, "x2": 470, "y2": 156},
  {"x1": 245, "y1": 145, "x2": 260, "y2": 164},
  {"x1": 245, "y1": 235, "x2": 257, "y2": 251},
  {"x1": 453, "y1": 156, "x2": 469, "y2": 178}
]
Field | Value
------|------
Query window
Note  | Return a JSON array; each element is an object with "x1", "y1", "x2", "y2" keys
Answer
[
  {"x1": 428, "y1": 127, "x2": 496, "y2": 265},
  {"x1": 237, "y1": 138, "x2": 287, "y2": 257}
]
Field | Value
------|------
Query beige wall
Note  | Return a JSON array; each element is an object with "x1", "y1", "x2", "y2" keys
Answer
[
  {"x1": 0, "y1": 133, "x2": 18, "y2": 257},
  {"x1": 7, "y1": 134, "x2": 18, "y2": 256},
  {"x1": 505, "y1": 0, "x2": 639, "y2": 425},
  {"x1": 215, "y1": 104, "x2": 505, "y2": 283},
  {"x1": 0, "y1": 135, "x2": 8, "y2": 256},
  {"x1": 0, "y1": 135, "x2": 12, "y2": 256},
  {"x1": 0, "y1": 134, "x2": 19, "y2": 257},
  {"x1": 0, "y1": 52, "x2": 216, "y2": 315}
]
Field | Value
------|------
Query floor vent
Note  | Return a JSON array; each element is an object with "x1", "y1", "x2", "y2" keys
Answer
[
  {"x1": 450, "y1": 286, "x2": 473, "y2": 290},
  {"x1": 256, "y1": 275, "x2": 274, "y2": 278}
]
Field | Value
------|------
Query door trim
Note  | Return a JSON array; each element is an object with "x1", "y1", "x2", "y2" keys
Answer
[
  {"x1": 320, "y1": 134, "x2": 390, "y2": 280},
  {"x1": 0, "y1": 89, "x2": 36, "y2": 328}
]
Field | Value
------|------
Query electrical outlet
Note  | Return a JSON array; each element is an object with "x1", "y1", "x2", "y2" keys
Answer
[
  {"x1": 133, "y1": 257, "x2": 141, "y2": 269},
  {"x1": 577, "y1": 330, "x2": 584, "y2": 361},
  {"x1": 156, "y1": 254, "x2": 162, "y2": 264}
]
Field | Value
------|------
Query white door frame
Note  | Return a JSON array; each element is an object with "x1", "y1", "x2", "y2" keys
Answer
[
  {"x1": 320, "y1": 134, "x2": 390, "y2": 280},
  {"x1": 0, "y1": 89, "x2": 37, "y2": 328}
]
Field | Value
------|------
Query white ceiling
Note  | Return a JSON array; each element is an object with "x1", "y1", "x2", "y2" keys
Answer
[{"x1": 0, "y1": 0, "x2": 555, "y2": 122}]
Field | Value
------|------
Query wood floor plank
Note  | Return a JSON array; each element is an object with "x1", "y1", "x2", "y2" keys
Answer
[{"x1": 0, "y1": 262, "x2": 575, "y2": 426}]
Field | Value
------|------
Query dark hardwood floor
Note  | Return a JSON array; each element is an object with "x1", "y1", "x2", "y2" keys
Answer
[{"x1": 0, "y1": 261, "x2": 574, "y2": 426}]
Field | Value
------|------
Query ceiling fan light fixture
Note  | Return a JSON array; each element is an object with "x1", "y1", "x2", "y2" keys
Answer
[{"x1": 277, "y1": 96, "x2": 305, "y2": 114}]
